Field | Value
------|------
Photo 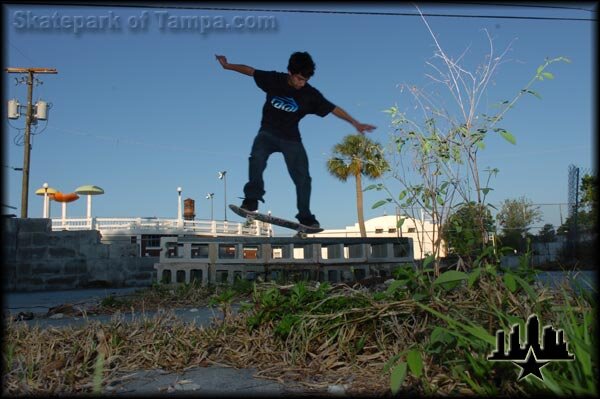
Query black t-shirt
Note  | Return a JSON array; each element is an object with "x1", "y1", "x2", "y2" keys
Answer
[{"x1": 253, "y1": 70, "x2": 336, "y2": 141}]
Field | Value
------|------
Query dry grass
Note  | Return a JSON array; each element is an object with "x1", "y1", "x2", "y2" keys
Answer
[
  {"x1": 94, "y1": 283, "x2": 223, "y2": 314},
  {"x1": 2, "y1": 305, "x2": 424, "y2": 395},
  {"x1": 2, "y1": 274, "x2": 594, "y2": 396}
]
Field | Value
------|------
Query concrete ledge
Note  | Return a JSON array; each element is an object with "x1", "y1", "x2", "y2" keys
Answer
[
  {"x1": 155, "y1": 236, "x2": 415, "y2": 285},
  {"x1": 12, "y1": 218, "x2": 52, "y2": 233},
  {"x1": 4, "y1": 218, "x2": 157, "y2": 292}
]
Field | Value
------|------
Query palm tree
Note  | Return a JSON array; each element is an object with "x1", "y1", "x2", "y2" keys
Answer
[{"x1": 327, "y1": 134, "x2": 389, "y2": 237}]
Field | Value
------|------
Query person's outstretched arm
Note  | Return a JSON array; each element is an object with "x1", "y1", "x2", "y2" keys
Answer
[
  {"x1": 215, "y1": 55, "x2": 255, "y2": 76},
  {"x1": 332, "y1": 106, "x2": 376, "y2": 134}
]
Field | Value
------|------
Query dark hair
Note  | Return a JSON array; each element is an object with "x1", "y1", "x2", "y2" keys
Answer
[{"x1": 287, "y1": 52, "x2": 315, "y2": 78}]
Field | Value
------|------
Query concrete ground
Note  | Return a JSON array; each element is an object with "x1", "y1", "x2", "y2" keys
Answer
[
  {"x1": 4, "y1": 287, "x2": 238, "y2": 329},
  {"x1": 101, "y1": 366, "x2": 305, "y2": 396}
]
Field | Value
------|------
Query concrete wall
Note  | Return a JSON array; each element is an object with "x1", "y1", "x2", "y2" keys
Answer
[
  {"x1": 315, "y1": 215, "x2": 446, "y2": 260},
  {"x1": 3, "y1": 218, "x2": 156, "y2": 292},
  {"x1": 154, "y1": 236, "x2": 414, "y2": 286}
]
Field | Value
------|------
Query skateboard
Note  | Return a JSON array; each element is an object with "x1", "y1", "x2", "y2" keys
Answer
[{"x1": 229, "y1": 204, "x2": 324, "y2": 238}]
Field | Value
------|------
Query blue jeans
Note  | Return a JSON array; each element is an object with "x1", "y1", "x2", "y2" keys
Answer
[{"x1": 243, "y1": 130, "x2": 313, "y2": 219}]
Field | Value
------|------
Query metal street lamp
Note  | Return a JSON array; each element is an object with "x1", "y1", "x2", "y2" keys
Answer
[
  {"x1": 42, "y1": 183, "x2": 48, "y2": 218},
  {"x1": 35, "y1": 183, "x2": 57, "y2": 218},
  {"x1": 206, "y1": 192, "x2": 214, "y2": 221},
  {"x1": 218, "y1": 171, "x2": 227, "y2": 221},
  {"x1": 177, "y1": 187, "x2": 182, "y2": 225}
]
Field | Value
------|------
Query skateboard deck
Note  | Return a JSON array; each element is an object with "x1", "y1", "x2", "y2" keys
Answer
[{"x1": 229, "y1": 204, "x2": 324, "y2": 236}]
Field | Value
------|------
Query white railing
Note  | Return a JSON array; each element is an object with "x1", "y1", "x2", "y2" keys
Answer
[{"x1": 51, "y1": 217, "x2": 272, "y2": 237}]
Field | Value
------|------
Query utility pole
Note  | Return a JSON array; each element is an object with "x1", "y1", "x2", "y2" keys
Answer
[
  {"x1": 218, "y1": 171, "x2": 227, "y2": 221},
  {"x1": 6, "y1": 67, "x2": 57, "y2": 218}
]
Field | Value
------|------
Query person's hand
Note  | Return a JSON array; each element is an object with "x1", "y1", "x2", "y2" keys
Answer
[
  {"x1": 215, "y1": 54, "x2": 229, "y2": 69},
  {"x1": 354, "y1": 122, "x2": 376, "y2": 134}
]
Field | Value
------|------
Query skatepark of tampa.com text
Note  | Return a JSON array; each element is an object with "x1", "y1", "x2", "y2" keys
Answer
[{"x1": 12, "y1": 10, "x2": 279, "y2": 36}]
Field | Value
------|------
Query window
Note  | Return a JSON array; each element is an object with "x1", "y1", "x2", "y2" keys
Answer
[
  {"x1": 191, "y1": 244, "x2": 209, "y2": 258},
  {"x1": 272, "y1": 245, "x2": 291, "y2": 259},
  {"x1": 293, "y1": 244, "x2": 313, "y2": 259},
  {"x1": 218, "y1": 244, "x2": 237, "y2": 259},
  {"x1": 166, "y1": 242, "x2": 184, "y2": 258},
  {"x1": 345, "y1": 244, "x2": 363, "y2": 259},
  {"x1": 407, "y1": 227, "x2": 416, "y2": 233},
  {"x1": 393, "y1": 243, "x2": 408, "y2": 258},
  {"x1": 370, "y1": 244, "x2": 388, "y2": 258},
  {"x1": 145, "y1": 235, "x2": 161, "y2": 247},
  {"x1": 243, "y1": 245, "x2": 260, "y2": 259},
  {"x1": 190, "y1": 269, "x2": 203, "y2": 283},
  {"x1": 323, "y1": 244, "x2": 342, "y2": 259},
  {"x1": 375, "y1": 228, "x2": 384, "y2": 234},
  {"x1": 216, "y1": 270, "x2": 229, "y2": 283}
]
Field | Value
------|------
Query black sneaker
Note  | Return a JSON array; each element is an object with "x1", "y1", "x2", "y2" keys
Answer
[
  {"x1": 240, "y1": 198, "x2": 258, "y2": 212},
  {"x1": 297, "y1": 214, "x2": 320, "y2": 228}
]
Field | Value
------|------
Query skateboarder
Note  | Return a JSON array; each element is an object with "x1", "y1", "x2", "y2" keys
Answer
[{"x1": 216, "y1": 51, "x2": 375, "y2": 228}]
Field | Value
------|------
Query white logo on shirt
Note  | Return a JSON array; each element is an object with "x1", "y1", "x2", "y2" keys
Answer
[{"x1": 271, "y1": 96, "x2": 298, "y2": 112}]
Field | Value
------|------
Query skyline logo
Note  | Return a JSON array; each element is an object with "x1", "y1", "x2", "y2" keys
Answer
[
  {"x1": 488, "y1": 314, "x2": 575, "y2": 381},
  {"x1": 271, "y1": 96, "x2": 298, "y2": 112}
]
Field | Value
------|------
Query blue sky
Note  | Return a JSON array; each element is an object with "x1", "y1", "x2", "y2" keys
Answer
[{"x1": 3, "y1": 3, "x2": 596, "y2": 234}]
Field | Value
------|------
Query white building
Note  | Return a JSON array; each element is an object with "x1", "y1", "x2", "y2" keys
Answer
[
  {"x1": 50, "y1": 217, "x2": 272, "y2": 257},
  {"x1": 312, "y1": 214, "x2": 447, "y2": 260},
  {"x1": 41, "y1": 190, "x2": 273, "y2": 257}
]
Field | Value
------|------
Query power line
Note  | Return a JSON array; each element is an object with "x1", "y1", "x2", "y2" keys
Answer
[
  {"x1": 187, "y1": 7, "x2": 595, "y2": 22},
  {"x1": 47, "y1": 126, "x2": 236, "y2": 157},
  {"x1": 8, "y1": 2, "x2": 597, "y2": 21},
  {"x1": 5, "y1": 67, "x2": 58, "y2": 218},
  {"x1": 3, "y1": 165, "x2": 23, "y2": 171},
  {"x1": 428, "y1": 1, "x2": 596, "y2": 13},
  {"x1": 9, "y1": 41, "x2": 39, "y2": 65}
]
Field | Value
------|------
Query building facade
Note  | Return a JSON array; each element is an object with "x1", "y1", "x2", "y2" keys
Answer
[
  {"x1": 50, "y1": 217, "x2": 273, "y2": 257},
  {"x1": 312, "y1": 214, "x2": 446, "y2": 260}
]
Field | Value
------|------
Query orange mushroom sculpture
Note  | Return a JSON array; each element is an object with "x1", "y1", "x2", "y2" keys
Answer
[
  {"x1": 53, "y1": 191, "x2": 80, "y2": 223},
  {"x1": 53, "y1": 192, "x2": 80, "y2": 202}
]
